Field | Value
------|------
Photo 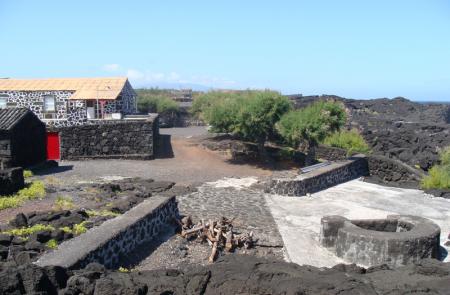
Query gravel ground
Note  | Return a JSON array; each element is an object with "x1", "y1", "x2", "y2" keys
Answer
[
  {"x1": 18, "y1": 127, "x2": 284, "y2": 270},
  {"x1": 134, "y1": 178, "x2": 285, "y2": 271},
  {"x1": 44, "y1": 127, "x2": 271, "y2": 186}
]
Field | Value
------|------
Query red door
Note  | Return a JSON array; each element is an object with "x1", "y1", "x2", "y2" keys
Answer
[{"x1": 46, "y1": 132, "x2": 60, "y2": 160}]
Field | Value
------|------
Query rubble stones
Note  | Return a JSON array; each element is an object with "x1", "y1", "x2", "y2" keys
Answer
[
  {"x1": 2, "y1": 255, "x2": 450, "y2": 294},
  {"x1": 0, "y1": 167, "x2": 24, "y2": 196}
]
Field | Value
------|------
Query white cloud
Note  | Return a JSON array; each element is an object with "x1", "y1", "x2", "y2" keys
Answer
[
  {"x1": 124, "y1": 68, "x2": 236, "y2": 89},
  {"x1": 102, "y1": 64, "x2": 121, "y2": 72},
  {"x1": 126, "y1": 69, "x2": 145, "y2": 80}
]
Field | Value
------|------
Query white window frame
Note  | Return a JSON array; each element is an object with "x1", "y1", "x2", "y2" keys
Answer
[
  {"x1": 0, "y1": 94, "x2": 7, "y2": 109},
  {"x1": 43, "y1": 95, "x2": 56, "y2": 112}
]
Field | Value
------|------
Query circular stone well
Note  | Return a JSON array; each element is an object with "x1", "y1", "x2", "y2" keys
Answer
[{"x1": 319, "y1": 215, "x2": 441, "y2": 267}]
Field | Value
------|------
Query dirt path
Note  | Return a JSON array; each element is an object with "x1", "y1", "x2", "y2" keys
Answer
[
  {"x1": 39, "y1": 127, "x2": 272, "y2": 185},
  {"x1": 0, "y1": 128, "x2": 272, "y2": 222}
]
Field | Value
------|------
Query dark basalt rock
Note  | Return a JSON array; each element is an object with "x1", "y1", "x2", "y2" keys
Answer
[
  {"x1": 110, "y1": 196, "x2": 141, "y2": 214},
  {"x1": 0, "y1": 245, "x2": 8, "y2": 260},
  {"x1": 0, "y1": 234, "x2": 12, "y2": 247},
  {"x1": 11, "y1": 236, "x2": 27, "y2": 246},
  {"x1": 290, "y1": 95, "x2": 450, "y2": 171},
  {"x1": 10, "y1": 213, "x2": 28, "y2": 228},
  {"x1": 1, "y1": 255, "x2": 450, "y2": 294},
  {"x1": 51, "y1": 213, "x2": 86, "y2": 228},
  {"x1": 50, "y1": 229, "x2": 66, "y2": 242},
  {"x1": 24, "y1": 240, "x2": 46, "y2": 252},
  {"x1": 30, "y1": 230, "x2": 53, "y2": 244},
  {"x1": 426, "y1": 189, "x2": 450, "y2": 199}
]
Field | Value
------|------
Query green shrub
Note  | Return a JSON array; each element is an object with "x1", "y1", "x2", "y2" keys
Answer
[
  {"x1": 23, "y1": 170, "x2": 33, "y2": 178},
  {"x1": 46, "y1": 239, "x2": 58, "y2": 249},
  {"x1": 59, "y1": 226, "x2": 72, "y2": 234},
  {"x1": 322, "y1": 129, "x2": 371, "y2": 155},
  {"x1": 86, "y1": 209, "x2": 120, "y2": 218},
  {"x1": 72, "y1": 221, "x2": 88, "y2": 235},
  {"x1": 276, "y1": 101, "x2": 346, "y2": 147},
  {"x1": 439, "y1": 146, "x2": 450, "y2": 166},
  {"x1": 118, "y1": 267, "x2": 130, "y2": 273},
  {"x1": 199, "y1": 90, "x2": 292, "y2": 149},
  {"x1": 421, "y1": 165, "x2": 450, "y2": 190},
  {"x1": 191, "y1": 91, "x2": 233, "y2": 120},
  {"x1": 421, "y1": 147, "x2": 450, "y2": 190},
  {"x1": 0, "y1": 181, "x2": 46, "y2": 211},
  {"x1": 276, "y1": 101, "x2": 346, "y2": 164},
  {"x1": 53, "y1": 196, "x2": 74, "y2": 211},
  {"x1": 17, "y1": 181, "x2": 46, "y2": 200},
  {"x1": 0, "y1": 197, "x2": 23, "y2": 210},
  {"x1": 136, "y1": 88, "x2": 179, "y2": 114},
  {"x1": 3, "y1": 224, "x2": 55, "y2": 236}
]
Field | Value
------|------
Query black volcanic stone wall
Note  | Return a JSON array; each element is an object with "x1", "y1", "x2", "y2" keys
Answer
[
  {"x1": 316, "y1": 145, "x2": 348, "y2": 161},
  {"x1": 0, "y1": 167, "x2": 24, "y2": 195},
  {"x1": 367, "y1": 155, "x2": 424, "y2": 188},
  {"x1": 35, "y1": 196, "x2": 178, "y2": 269},
  {"x1": 57, "y1": 120, "x2": 157, "y2": 160},
  {"x1": 267, "y1": 156, "x2": 369, "y2": 196}
]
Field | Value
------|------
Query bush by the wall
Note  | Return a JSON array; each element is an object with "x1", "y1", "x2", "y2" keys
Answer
[
  {"x1": 421, "y1": 147, "x2": 450, "y2": 189},
  {"x1": 0, "y1": 181, "x2": 45, "y2": 210},
  {"x1": 276, "y1": 101, "x2": 346, "y2": 164},
  {"x1": 196, "y1": 90, "x2": 292, "y2": 150},
  {"x1": 322, "y1": 129, "x2": 371, "y2": 155},
  {"x1": 136, "y1": 88, "x2": 179, "y2": 114}
]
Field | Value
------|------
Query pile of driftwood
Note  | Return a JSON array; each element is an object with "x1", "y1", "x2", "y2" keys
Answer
[{"x1": 176, "y1": 216, "x2": 254, "y2": 263}]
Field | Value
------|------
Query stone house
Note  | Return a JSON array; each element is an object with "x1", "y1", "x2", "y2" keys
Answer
[
  {"x1": 0, "y1": 108, "x2": 47, "y2": 168},
  {"x1": 0, "y1": 77, "x2": 137, "y2": 127}
]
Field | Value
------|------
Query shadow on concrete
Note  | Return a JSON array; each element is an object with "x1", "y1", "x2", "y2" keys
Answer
[
  {"x1": 31, "y1": 165, "x2": 73, "y2": 176},
  {"x1": 119, "y1": 224, "x2": 177, "y2": 268},
  {"x1": 155, "y1": 134, "x2": 174, "y2": 159}
]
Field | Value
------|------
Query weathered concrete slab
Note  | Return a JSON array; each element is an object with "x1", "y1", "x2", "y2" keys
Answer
[
  {"x1": 265, "y1": 179, "x2": 450, "y2": 267},
  {"x1": 35, "y1": 195, "x2": 178, "y2": 269}
]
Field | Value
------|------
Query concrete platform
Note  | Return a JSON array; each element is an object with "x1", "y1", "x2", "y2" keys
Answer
[{"x1": 265, "y1": 179, "x2": 450, "y2": 267}]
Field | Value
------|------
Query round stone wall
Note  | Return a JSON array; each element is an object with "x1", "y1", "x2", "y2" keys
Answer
[{"x1": 320, "y1": 215, "x2": 441, "y2": 267}]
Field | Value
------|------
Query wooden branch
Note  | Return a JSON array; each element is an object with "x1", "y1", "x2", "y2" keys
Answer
[
  {"x1": 208, "y1": 241, "x2": 218, "y2": 263},
  {"x1": 216, "y1": 225, "x2": 223, "y2": 245},
  {"x1": 206, "y1": 230, "x2": 217, "y2": 242},
  {"x1": 181, "y1": 224, "x2": 206, "y2": 237},
  {"x1": 225, "y1": 231, "x2": 233, "y2": 252}
]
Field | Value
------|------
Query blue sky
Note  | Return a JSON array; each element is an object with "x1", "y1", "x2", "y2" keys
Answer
[{"x1": 1, "y1": 1, "x2": 450, "y2": 101}]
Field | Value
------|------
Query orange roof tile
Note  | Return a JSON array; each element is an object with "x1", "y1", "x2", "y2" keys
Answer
[{"x1": 0, "y1": 77, "x2": 129, "y2": 100}]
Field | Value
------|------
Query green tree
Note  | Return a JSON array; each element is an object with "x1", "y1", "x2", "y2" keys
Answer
[
  {"x1": 136, "y1": 88, "x2": 179, "y2": 120},
  {"x1": 199, "y1": 90, "x2": 292, "y2": 155},
  {"x1": 276, "y1": 101, "x2": 347, "y2": 165},
  {"x1": 191, "y1": 91, "x2": 231, "y2": 120}
]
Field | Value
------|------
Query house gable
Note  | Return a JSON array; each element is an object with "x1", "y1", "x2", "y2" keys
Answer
[{"x1": 0, "y1": 77, "x2": 137, "y2": 127}]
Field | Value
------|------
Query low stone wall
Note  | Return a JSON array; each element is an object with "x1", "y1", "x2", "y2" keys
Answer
[
  {"x1": 0, "y1": 167, "x2": 24, "y2": 195},
  {"x1": 315, "y1": 145, "x2": 348, "y2": 161},
  {"x1": 367, "y1": 154, "x2": 425, "y2": 188},
  {"x1": 35, "y1": 195, "x2": 178, "y2": 269},
  {"x1": 266, "y1": 155, "x2": 368, "y2": 196},
  {"x1": 55, "y1": 117, "x2": 158, "y2": 160},
  {"x1": 320, "y1": 215, "x2": 441, "y2": 267}
]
